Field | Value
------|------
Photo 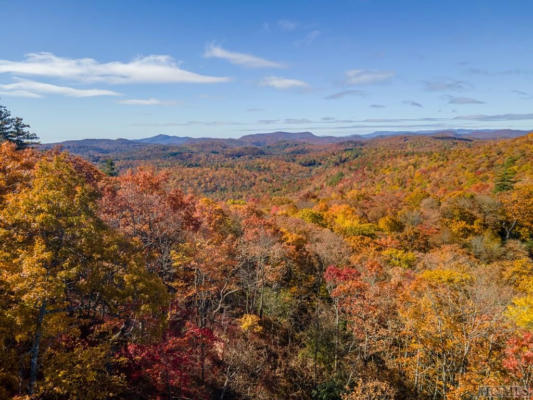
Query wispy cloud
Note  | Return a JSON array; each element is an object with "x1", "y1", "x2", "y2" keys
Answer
[
  {"x1": 259, "y1": 76, "x2": 309, "y2": 90},
  {"x1": 278, "y1": 19, "x2": 298, "y2": 31},
  {"x1": 0, "y1": 52, "x2": 229, "y2": 84},
  {"x1": 204, "y1": 44, "x2": 284, "y2": 68},
  {"x1": 345, "y1": 69, "x2": 394, "y2": 85},
  {"x1": 325, "y1": 123, "x2": 446, "y2": 130},
  {"x1": 370, "y1": 104, "x2": 386, "y2": 108},
  {"x1": 284, "y1": 118, "x2": 313, "y2": 124},
  {"x1": 403, "y1": 100, "x2": 423, "y2": 108},
  {"x1": 362, "y1": 117, "x2": 443, "y2": 123},
  {"x1": 467, "y1": 67, "x2": 531, "y2": 76},
  {"x1": 512, "y1": 90, "x2": 529, "y2": 97},
  {"x1": 447, "y1": 96, "x2": 484, "y2": 104},
  {"x1": 423, "y1": 79, "x2": 469, "y2": 91},
  {"x1": 119, "y1": 98, "x2": 175, "y2": 105},
  {"x1": 455, "y1": 113, "x2": 533, "y2": 121},
  {"x1": 0, "y1": 89, "x2": 42, "y2": 98},
  {"x1": 132, "y1": 120, "x2": 244, "y2": 127},
  {"x1": 324, "y1": 89, "x2": 366, "y2": 99},
  {"x1": 295, "y1": 30, "x2": 321, "y2": 46},
  {"x1": 0, "y1": 79, "x2": 119, "y2": 97}
]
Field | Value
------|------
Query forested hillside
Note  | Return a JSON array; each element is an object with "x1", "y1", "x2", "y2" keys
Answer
[{"x1": 0, "y1": 121, "x2": 532, "y2": 399}]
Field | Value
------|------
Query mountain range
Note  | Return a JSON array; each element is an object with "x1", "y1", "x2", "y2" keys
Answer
[{"x1": 42, "y1": 129, "x2": 530, "y2": 157}]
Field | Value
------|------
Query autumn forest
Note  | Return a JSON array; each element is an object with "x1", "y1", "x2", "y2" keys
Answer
[{"x1": 0, "y1": 103, "x2": 532, "y2": 399}]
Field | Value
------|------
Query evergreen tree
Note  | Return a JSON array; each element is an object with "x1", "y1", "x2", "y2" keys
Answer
[
  {"x1": 494, "y1": 157, "x2": 516, "y2": 192},
  {"x1": 0, "y1": 105, "x2": 39, "y2": 149},
  {"x1": 0, "y1": 106, "x2": 14, "y2": 142},
  {"x1": 102, "y1": 158, "x2": 118, "y2": 176}
]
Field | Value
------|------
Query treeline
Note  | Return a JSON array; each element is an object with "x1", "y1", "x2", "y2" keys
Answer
[{"x1": 0, "y1": 107, "x2": 531, "y2": 399}]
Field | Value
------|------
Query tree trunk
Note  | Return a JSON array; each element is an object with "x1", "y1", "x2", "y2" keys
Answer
[
  {"x1": 334, "y1": 299, "x2": 339, "y2": 374},
  {"x1": 29, "y1": 301, "x2": 47, "y2": 395}
]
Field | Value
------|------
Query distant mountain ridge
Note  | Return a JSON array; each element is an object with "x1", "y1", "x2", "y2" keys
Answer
[
  {"x1": 135, "y1": 134, "x2": 193, "y2": 145},
  {"x1": 130, "y1": 129, "x2": 530, "y2": 146},
  {"x1": 42, "y1": 129, "x2": 530, "y2": 156}
]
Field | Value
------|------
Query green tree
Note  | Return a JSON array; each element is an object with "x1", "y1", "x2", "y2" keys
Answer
[
  {"x1": 102, "y1": 158, "x2": 118, "y2": 176},
  {"x1": 494, "y1": 157, "x2": 516, "y2": 193},
  {"x1": 0, "y1": 105, "x2": 39, "y2": 149}
]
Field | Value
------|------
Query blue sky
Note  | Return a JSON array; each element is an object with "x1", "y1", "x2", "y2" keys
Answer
[{"x1": 0, "y1": 0, "x2": 532, "y2": 142}]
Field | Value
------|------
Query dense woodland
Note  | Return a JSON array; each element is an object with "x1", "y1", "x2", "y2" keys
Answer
[{"x1": 0, "y1": 106, "x2": 532, "y2": 399}]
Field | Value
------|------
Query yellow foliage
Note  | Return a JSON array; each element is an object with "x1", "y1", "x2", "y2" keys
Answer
[
  {"x1": 506, "y1": 276, "x2": 533, "y2": 330},
  {"x1": 420, "y1": 268, "x2": 473, "y2": 286},
  {"x1": 40, "y1": 344, "x2": 125, "y2": 399},
  {"x1": 238, "y1": 314, "x2": 262, "y2": 333},
  {"x1": 382, "y1": 248, "x2": 417, "y2": 269},
  {"x1": 377, "y1": 215, "x2": 404, "y2": 233}
]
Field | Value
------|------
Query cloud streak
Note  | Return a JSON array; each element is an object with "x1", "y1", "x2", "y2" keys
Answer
[
  {"x1": 325, "y1": 89, "x2": 366, "y2": 100},
  {"x1": 278, "y1": 19, "x2": 298, "y2": 31},
  {"x1": 119, "y1": 98, "x2": 174, "y2": 105},
  {"x1": 295, "y1": 30, "x2": 321, "y2": 46},
  {"x1": 403, "y1": 100, "x2": 423, "y2": 108},
  {"x1": 204, "y1": 44, "x2": 284, "y2": 68},
  {"x1": 447, "y1": 96, "x2": 484, "y2": 104},
  {"x1": 345, "y1": 69, "x2": 394, "y2": 85},
  {"x1": 0, "y1": 52, "x2": 229, "y2": 84},
  {"x1": 0, "y1": 79, "x2": 119, "y2": 97},
  {"x1": 424, "y1": 79, "x2": 469, "y2": 91},
  {"x1": 455, "y1": 113, "x2": 533, "y2": 121},
  {"x1": 259, "y1": 76, "x2": 309, "y2": 90}
]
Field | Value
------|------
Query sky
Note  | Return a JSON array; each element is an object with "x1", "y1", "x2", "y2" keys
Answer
[{"x1": 0, "y1": 0, "x2": 532, "y2": 143}]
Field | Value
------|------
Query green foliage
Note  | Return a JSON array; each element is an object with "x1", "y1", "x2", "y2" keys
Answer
[
  {"x1": 494, "y1": 157, "x2": 517, "y2": 192},
  {"x1": 327, "y1": 171, "x2": 345, "y2": 186},
  {"x1": 297, "y1": 208, "x2": 326, "y2": 227},
  {"x1": 0, "y1": 105, "x2": 39, "y2": 149},
  {"x1": 101, "y1": 158, "x2": 118, "y2": 176},
  {"x1": 312, "y1": 380, "x2": 344, "y2": 400}
]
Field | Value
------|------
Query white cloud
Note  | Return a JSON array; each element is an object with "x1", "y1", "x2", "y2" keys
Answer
[
  {"x1": 119, "y1": 98, "x2": 175, "y2": 105},
  {"x1": 447, "y1": 96, "x2": 484, "y2": 104},
  {"x1": 204, "y1": 44, "x2": 284, "y2": 68},
  {"x1": 455, "y1": 113, "x2": 533, "y2": 121},
  {"x1": 278, "y1": 19, "x2": 298, "y2": 31},
  {"x1": 423, "y1": 79, "x2": 469, "y2": 91},
  {"x1": 345, "y1": 69, "x2": 395, "y2": 85},
  {"x1": 284, "y1": 118, "x2": 312, "y2": 124},
  {"x1": 0, "y1": 89, "x2": 42, "y2": 98},
  {"x1": 0, "y1": 52, "x2": 229, "y2": 84},
  {"x1": 0, "y1": 79, "x2": 120, "y2": 97},
  {"x1": 260, "y1": 76, "x2": 309, "y2": 89}
]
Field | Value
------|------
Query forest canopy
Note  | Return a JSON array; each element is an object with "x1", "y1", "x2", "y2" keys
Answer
[{"x1": 0, "y1": 105, "x2": 532, "y2": 399}]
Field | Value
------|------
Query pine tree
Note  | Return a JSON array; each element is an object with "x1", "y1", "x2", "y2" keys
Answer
[
  {"x1": 0, "y1": 105, "x2": 39, "y2": 149},
  {"x1": 0, "y1": 106, "x2": 13, "y2": 142},
  {"x1": 494, "y1": 157, "x2": 516, "y2": 193},
  {"x1": 102, "y1": 158, "x2": 118, "y2": 176}
]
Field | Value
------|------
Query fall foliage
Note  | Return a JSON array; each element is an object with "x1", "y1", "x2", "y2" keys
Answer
[{"x1": 0, "y1": 129, "x2": 532, "y2": 399}]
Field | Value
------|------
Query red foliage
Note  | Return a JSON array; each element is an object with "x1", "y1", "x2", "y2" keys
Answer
[
  {"x1": 503, "y1": 331, "x2": 533, "y2": 386},
  {"x1": 324, "y1": 265, "x2": 360, "y2": 285},
  {"x1": 124, "y1": 323, "x2": 217, "y2": 400}
]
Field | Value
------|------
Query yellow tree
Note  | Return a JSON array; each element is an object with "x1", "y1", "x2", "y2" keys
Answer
[
  {"x1": 0, "y1": 154, "x2": 167, "y2": 398},
  {"x1": 499, "y1": 184, "x2": 533, "y2": 240},
  {"x1": 0, "y1": 142, "x2": 37, "y2": 396},
  {"x1": 399, "y1": 266, "x2": 511, "y2": 399}
]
